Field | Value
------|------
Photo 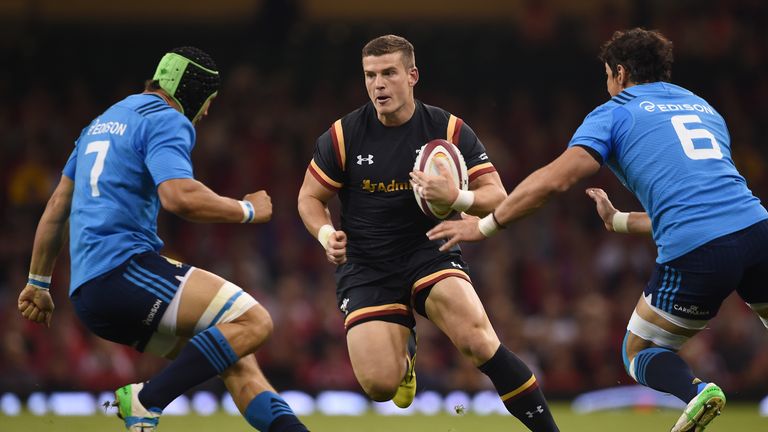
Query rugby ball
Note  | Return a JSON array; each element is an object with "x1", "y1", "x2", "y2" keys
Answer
[{"x1": 413, "y1": 139, "x2": 468, "y2": 220}]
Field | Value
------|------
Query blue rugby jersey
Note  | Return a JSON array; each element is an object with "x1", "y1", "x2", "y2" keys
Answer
[
  {"x1": 62, "y1": 93, "x2": 195, "y2": 293},
  {"x1": 569, "y1": 82, "x2": 767, "y2": 262}
]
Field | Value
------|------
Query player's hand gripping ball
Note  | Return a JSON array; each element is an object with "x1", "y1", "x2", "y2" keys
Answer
[{"x1": 412, "y1": 139, "x2": 468, "y2": 220}]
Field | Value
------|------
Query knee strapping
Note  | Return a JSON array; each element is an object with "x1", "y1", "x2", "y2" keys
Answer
[
  {"x1": 627, "y1": 310, "x2": 689, "y2": 350},
  {"x1": 194, "y1": 281, "x2": 258, "y2": 334}
]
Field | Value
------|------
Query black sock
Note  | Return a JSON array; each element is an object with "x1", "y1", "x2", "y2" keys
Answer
[
  {"x1": 139, "y1": 327, "x2": 239, "y2": 410},
  {"x1": 633, "y1": 347, "x2": 703, "y2": 402},
  {"x1": 478, "y1": 345, "x2": 559, "y2": 432}
]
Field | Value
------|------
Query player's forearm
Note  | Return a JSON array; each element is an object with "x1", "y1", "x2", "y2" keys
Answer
[
  {"x1": 625, "y1": 212, "x2": 652, "y2": 234},
  {"x1": 29, "y1": 187, "x2": 72, "y2": 277},
  {"x1": 465, "y1": 183, "x2": 507, "y2": 217},
  {"x1": 297, "y1": 194, "x2": 333, "y2": 238},
  {"x1": 494, "y1": 166, "x2": 565, "y2": 226},
  {"x1": 161, "y1": 179, "x2": 246, "y2": 223}
]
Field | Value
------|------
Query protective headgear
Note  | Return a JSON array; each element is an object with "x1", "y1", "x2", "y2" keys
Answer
[{"x1": 152, "y1": 47, "x2": 220, "y2": 123}]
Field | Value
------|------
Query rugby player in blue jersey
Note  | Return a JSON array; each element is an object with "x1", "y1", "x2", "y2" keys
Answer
[
  {"x1": 18, "y1": 47, "x2": 309, "y2": 432},
  {"x1": 428, "y1": 28, "x2": 768, "y2": 431}
]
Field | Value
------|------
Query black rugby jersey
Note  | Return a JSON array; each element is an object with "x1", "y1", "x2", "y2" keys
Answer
[{"x1": 309, "y1": 100, "x2": 496, "y2": 262}]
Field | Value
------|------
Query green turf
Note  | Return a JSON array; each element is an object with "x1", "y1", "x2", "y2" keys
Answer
[{"x1": 0, "y1": 404, "x2": 765, "y2": 431}]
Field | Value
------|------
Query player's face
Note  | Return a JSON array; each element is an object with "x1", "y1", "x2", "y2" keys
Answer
[
  {"x1": 605, "y1": 62, "x2": 622, "y2": 97},
  {"x1": 363, "y1": 52, "x2": 418, "y2": 122}
]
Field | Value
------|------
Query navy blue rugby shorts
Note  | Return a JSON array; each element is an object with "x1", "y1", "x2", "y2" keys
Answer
[
  {"x1": 71, "y1": 252, "x2": 191, "y2": 352},
  {"x1": 644, "y1": 219, "x2": 768, "y2": 321}
]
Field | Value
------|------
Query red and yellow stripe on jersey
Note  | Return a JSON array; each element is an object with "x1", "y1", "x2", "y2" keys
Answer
[
  {"x1": 344, "y1": 303, "x2": 410, "y2": 330},
  {"x1": 412, "y1": 268, "x2": 471, "y2": 296},
  {"x1": 330, "y1": 119, "x2": 347, "y2": 170},
  {"x1": 308, "y1": 119, "x2": 347, "y2": 191},
  {"x1": 468, "y1": 162, "x2": 495, "y2": 182},
  {"x1": 447, "y1": 114, "x2": 464, "y2": 145},
  {"x1": 308, "y1": 159, "x2": 342, "y2": 191},
  {"x1": 447, "y1": 114, "x2": 496, "y2": 182}
]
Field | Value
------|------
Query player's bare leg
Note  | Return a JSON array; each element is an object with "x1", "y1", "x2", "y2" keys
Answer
[
  {"x1": 625, "y1": 296, "x2": 725, "y2": 432},
  {"x1": 346, "y1": 320, "x2": 410, "y2": 401},
  {"x1": 117, "y1": 268, "x2": 307, "y2": 432},
  {"x1": 221, "y1": 354, "x2": 275, "y2": 411},
  {"x1": 425, "y1": 277, "x2": 559, "y2": 432}
]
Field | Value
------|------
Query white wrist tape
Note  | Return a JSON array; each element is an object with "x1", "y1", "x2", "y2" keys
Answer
[
  {"x1": 451, "y1": 189, "x2": 475, "y2": 212},
  {"x1": 478, "y1": 213, "x2": 501, "y2": 238},
  {"x1": 317, "y1": 224, "x2": 336, "y2": 250},
  {"x1": 612, "y1": 211, "x2": 630, "y2": 233},
  {"x1": 239, "y1": 200, "x2": 255, "y2": 223}
]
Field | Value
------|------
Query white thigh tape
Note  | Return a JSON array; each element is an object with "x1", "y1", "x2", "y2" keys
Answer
[
  {"x1": 157, "y1": 266, "x2": 194, "y2": 335},
  {"x1": 627, "y1": 310, "x2": 689, "y2": 350},
  {"x1": 643, "y1": 294, "x2": 708, "y2": 330},
  {"x1": 194, "y1": 281, "x2": 258, "y2": 334}
]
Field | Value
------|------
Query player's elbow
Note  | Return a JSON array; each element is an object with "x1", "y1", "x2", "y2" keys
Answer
[
  {"x1": 158, "y1": 179, "x2": 200, "y2": 218},
  {"x1": 160, "y1": 192, "x2": 194, "y2": 217},
  {"x1": 297, "y1": 192, "x2": 321, "y2": 220}
]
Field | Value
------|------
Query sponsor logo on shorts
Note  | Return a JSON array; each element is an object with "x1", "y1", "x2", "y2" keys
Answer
[
  {"x1": 163, "y1": 256, "x2": 184, "y2": 268},
  {"x1": 673, "y1": 304, "x2": 709, "y2": 316},
  {"x1": 340, "y1": 298, "x2": 350, "y2": 315},
  {"x1": 143, "y1": 299, "x2": 163, "y2": 326}
]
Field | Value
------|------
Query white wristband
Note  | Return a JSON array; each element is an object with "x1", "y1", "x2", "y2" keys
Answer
[
  {"x1": 612, "y1": 211, "x2": 630, "y2": 233},
  {"x1": 317, "y1": 224, "x2": 336, "y2": 250},
  {"x1": 451, "y1": 189, "x2": 475, "y2": 212},
  {"x1": 239, "y1": 200, "x2": 255, "y2": 223},
  {"x1": 28, "y1": 273, "x2": 52, "y2": 290},
  {"x1": 478, "y1": 213, "x2": 501, "y2": 238}
]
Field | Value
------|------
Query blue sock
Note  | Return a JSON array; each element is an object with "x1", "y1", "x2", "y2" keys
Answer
[
  {"x1": 139, "y1": 327, "x2": 239, "y2": 410},
  {"x1": 244, "y1": 391, "x2": 308, "y2": 432},
  {"x1": 632, "y1": 347, "x2": 703, "y2": 402}
]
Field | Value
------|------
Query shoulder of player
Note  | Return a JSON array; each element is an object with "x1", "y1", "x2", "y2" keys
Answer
[
  {"x1": 119, "y1": 94, "x2": 186, "y2": 123},
  {"x1": 419, "y1": 101, "x2": 453, "y2": 122}
]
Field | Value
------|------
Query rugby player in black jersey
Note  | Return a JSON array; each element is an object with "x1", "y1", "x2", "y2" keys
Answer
[{"x1": 297, "y1": 35, "x2": 559, "y2": 431}]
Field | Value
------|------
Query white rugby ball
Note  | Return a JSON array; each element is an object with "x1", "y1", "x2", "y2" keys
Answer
[{"x1": 413, "y1": 139, "x2": 469, "y2": 220}]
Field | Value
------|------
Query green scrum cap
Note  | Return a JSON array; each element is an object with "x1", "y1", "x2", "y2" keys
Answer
[{"x1": 153, "y1": 47, "x2": 220, "y2": 123}]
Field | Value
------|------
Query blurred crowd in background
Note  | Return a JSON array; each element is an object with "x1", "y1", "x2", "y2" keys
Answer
[{"x1": 1, "y1": 0, "x2": 768, "y2": 401}]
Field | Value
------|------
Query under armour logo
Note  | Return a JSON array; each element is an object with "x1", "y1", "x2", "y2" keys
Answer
[
  {"x1": 450, "y1": 261, "x2": 462, "y2": 268},
  {"x1": 340, "y1": 298, "x2": 350, "y2": 315},
  {"x1": 525, "y1": 405, "x2": 544, "y2": 418},
  {"x1": 357, "y1": 154, "x2": 374, "y2": 165}
]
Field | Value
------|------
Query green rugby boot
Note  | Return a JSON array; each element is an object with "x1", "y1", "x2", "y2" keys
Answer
[
  {"x1": 671, "y1": 382, "x2": 726, "y2": 432},
  {"x1": 392, "y1": 330, "x2": 417, "y2": 409},
  {"x1": 112, "y1": 383, "x2": 162, "y2": 431}
]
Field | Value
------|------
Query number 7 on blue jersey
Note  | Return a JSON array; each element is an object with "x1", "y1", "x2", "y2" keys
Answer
[{"x1": 85, "y1": 140, "x2": 110, "y2": 197}]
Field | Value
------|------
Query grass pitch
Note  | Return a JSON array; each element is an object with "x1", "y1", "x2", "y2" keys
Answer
[{"x1": 1, "y1": 404, "x2": 765, "y2": 431}]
